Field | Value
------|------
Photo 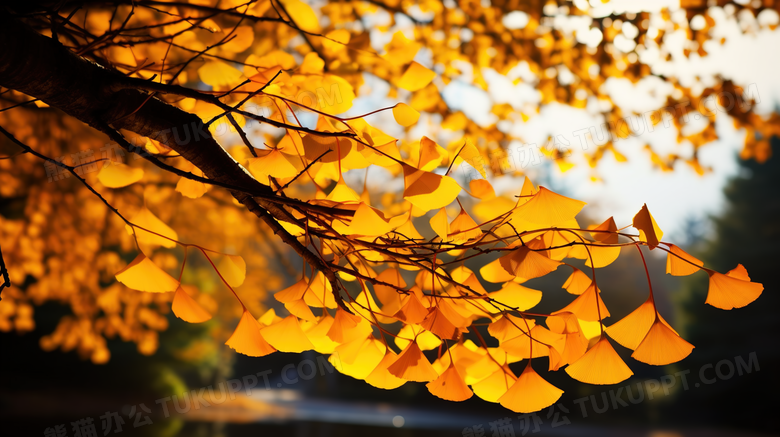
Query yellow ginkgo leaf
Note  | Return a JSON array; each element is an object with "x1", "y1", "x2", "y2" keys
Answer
[
  {"x1": 499, "y1": 246, "x2": 562, "y2": 281},
  {"x1": 97, "y1": 163, "x2": 144, "y2": 188},
  {"x1": 333, "y1": 336, "x2": 385, "y2": 380},
  {"x1": 706, "y1": 266, "x2": 763, "y2": 310},
  {"x1": 387, "y1": 341, "x2": 438, "y2": 382},
  {"x1": 335, "y1": 202, "x2": 394, "y2": 236},
  {"x1": 304, "y1": 316, "x2": 340, "y2": 354},
  {"x1": 448, "y1": 207, "x2": 482, "y2": 243},
  {"x1": 565, "y1": 337, "x2": 633, "y2": 385},
  {"x1": 217, "y1": 254, "x2": 246, "y2": 288},
  {"x1": 479, "y1": 257, "x2": 516, "y2": 283},
  {"x1": 499, "y1": 364, "x2": 563, "y2": 413},
  {"x1": 430, "y1": 208, "x2": 450, "y2": 241},
  {"x1": 554, "y1": 283, "x2": 610, "y2": 322},
  {"x1": 631, "y1": 319, "x2": 694, "y2": 365},
  {"x1": 511, "y1": 187, "x2": 586, "y2": 227},
  {"x1": 665, "y1": 244, "x2": 704, "y2": 276},
  {"x1": 427, "y1": 363, "x2": 473, "y2": 401},
  {"x1": 633, "y1": 204, "x2": 663, "y2": 249},
  {"x1": 488, "y1": 282, "x2": 542, "y2": 312},
  {"x1": 172, "y1": 286, "x2": 212, "y2": 323},
  {"x1": 606, "y1": 298, "x2": 677, "y2": 350},
  {"x1": 225, "y1": 310, "x2": 276, "y2": 357},
  {"x1": 247, "y1": 149, "x2": 302, "y2": 183},
  {"x1": 115, "y1": 254, "x2": 179, "y2": 293},
  {"x1": 472, "y1": 366, "x2": 516, "y2": 403},
  {"x1": 279, "y1": 0, "x2": 321, "y2": 33},
  {"x1": 262, "y1": 315, "x2": 315, "y2": 353},
  {"x1": 469, "y1": 179, "x2": 495, "y2": 199},
  {"x1": 198, "y1": 60, "x2": 244, "y2": 87},
  {"x1": 563, "y1": 268, "x2": 591, "y2": 295},
  {"x1": 126, "y1": 207, "x2": 178, "y2": 249},
  {"x1": 397, "y1": 61, "x2": 436, "y2": 91},
  {"x1": 394, "y1": 324, "x2": 442, "y2": 351},
  {"x1": 366, "y1": 350, "x2": 407, "y2": 390},
  {"x1": 402, "y1": 164, "x2": 461, "y2": 211},
  {"x1": 392, "y1": 103, "x2": 420, "y2": 127}
]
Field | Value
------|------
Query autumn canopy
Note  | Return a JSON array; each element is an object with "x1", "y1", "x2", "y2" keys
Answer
[{"x1": 0, "y1": 0, "x2": 768, "y2": 414}]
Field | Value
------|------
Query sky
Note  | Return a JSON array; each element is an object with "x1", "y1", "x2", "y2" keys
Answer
[{"x1": 341, "y1": 1, "x2": 780, "y2": 238}]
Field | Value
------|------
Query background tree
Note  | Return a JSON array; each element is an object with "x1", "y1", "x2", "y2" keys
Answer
[{"x1": 0, "y1": 0, "x2": 769, "y2": 415}]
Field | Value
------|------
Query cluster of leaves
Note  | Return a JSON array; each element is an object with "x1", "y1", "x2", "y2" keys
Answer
[{"x1": 0, "y1": 0, "x2": 770, "y2": 413}]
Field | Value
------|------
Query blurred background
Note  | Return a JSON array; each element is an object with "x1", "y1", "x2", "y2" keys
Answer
[{"x1": 2, "y1": 0, "x2": 779, "y2": 436}]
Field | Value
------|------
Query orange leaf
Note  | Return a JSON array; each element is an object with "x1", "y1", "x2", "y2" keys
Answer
[
  {"x1": 706, "y1": 266, "x2": 763, "y2": 309},
  {"x1": 427, "y1": 363, "x2": 473, "y2": 401},
  {"x1": 633, "y1": 204, "x2": 663, "y2": 249},
  {"x1": 565, "y1": 337, "x2": 633, "y2": 385},
  {"x1": 262, "y1": 315, "x2": 315, "y2": 353},
  {"x1": 387, "y1": 341, "x2": 438, "y2": 382},
  {"x1": 665, "y1": 244, "x2": 704, "y2": 276},
  {"x1": 171, "y1": 286, "x2": 212, "y2": 323},
  {"x1": 225, "y1": 310, "x2": 276, "y2": 357},
  {"x1": 631, "y1": 319, "x2": 694, "y2": 365},
  {"x1": 499, "y1": 364, "x2": 563, "y2": 413}
]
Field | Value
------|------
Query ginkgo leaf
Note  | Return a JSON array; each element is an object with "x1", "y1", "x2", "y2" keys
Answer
[
  {"x1": 225, "y1": 310, "x2": 276, "y2": 357},
  {"x1": 554, "y1": 283, "x2": 610, "y2": 322},
  {"x1": 198, "y1": 60, "x2": 243, "y2": 87},
  {"x1": 499, "y1": 246, "x2": 562, "y2": 281},
  {"x1": 115, "y1": 254, "x2": 179, "y2": 293},
  {"x1": 469, "y1": 179, "x2": 495, "y2": 199},
  {"x1": 421, "y1": 306, "x2": 460, "y2": 340},
  {"x1": 373, "y1": 268, "x2": 407, "y2": 306},
  {"x1": 488, "y1": 314, "x2": 535, "y2": 342},
  {"x1": 480, "y1": 258, "x2": 516, "y2": 283},
  {"x1": 387, "y1": 341, "x2": 438, "y2": 382},
  {"x1": 631, "y1": 319, "x2": 694, "y2": 365},
  {"x1": 511, "y1": 187, "x2": 586, "y2": 227},
  {"x1": 499, "y1": 364, "x2": 563, "y2": 413},
  {"x1": 448, "y1": 207, "x2": 483, "y2": 243},
  {"x1": 565, "y1": 337, "x2": 633, "y2": 385},
  {"x1": 706, "y1": 266, "x2": 763, "y2": 310},
  {"x1": 450, "y1": 138, "x2": 486, "y2": 179},
  {"x1": 398, "y1": 61, "x2": 435, "y2": 91},
  {"x1": 126, "y1": 207, "x2": 178, "y2": 249},
  {"x1": 394, "y1": 324, "x2": 442, "y2": 351},
  {"x1": 563, "y1": 268, "x2": 591, "y2": 295},
  {"x1": 665, "y1": 244, "x2": 704, "y2": 276},
  {"x1": 279, "y1": 0, "x2": 321, "y2": 33},
  {"x1": 97, "y1": 163, "x2": 144, "y2": 188},
  {"x1": 402, "y1": 164, "x2": 461, "y2": 211},
  {"x1": 217, "y1": 254, "x2": 246, "y2": 288},
  {"x1": 262, "y1": 315, "x2": 315, "y2": 353},
  {"x1": 590, "y1": 217, "x2": 619, "y2": 244},
  {"x1": 488, "y1": 282, "x2": 542, "y2": 312},
  {"x1": 633, "y1": 204, "x2": 663, "y2": 249},
  {"x1": 327, "y1": 308, "x2": 372, "y2": 343},
  {"x1": 584, "y1": 244, "x2": 621, "y2": 268},
  {"x1": 430, "y1": 208, "x2": 450, "y2": 241},
  {"x1": 366, "y1": 350, "x2": 407, "y2": 390},
  {"x1": 275, "y1": 278, "x2": 310, "y2": 303},
  {"x1": 472, "y1": 366, "x2": 516, "y2": 403},
  {"x1": 175, "y1": 174, "x2": 209, "y2": 199},
  {"x1": 606, "y1": 298, "x2": 677, "y2": 350},
  {"x1": 284, "y1": 298, "x2": 317, "y2": 322},
  {"x1": 171, "y1": 286, "x2": 212, "y2": 323},
  {"x1": 333, "y1": 336, "x2": 385, "y2": 380},
  {"x1": 247, "y1": 149, "x2": 302, "y2": 183},
  {"x1": 392, "y1": 292, "x2": 430, "y2": 324},
  {"x1": 335, "y1": 202, "x2": 394, "y2": 236},
  {"x1": 393, "y1": 103, "x2": 420, "y2": 127},
  {"x1": 427, "y1": 363, "x2": 473, "y2": 401},
  {"x1": 304, "y1": 316, "x2": 340, "y2": 354}
]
